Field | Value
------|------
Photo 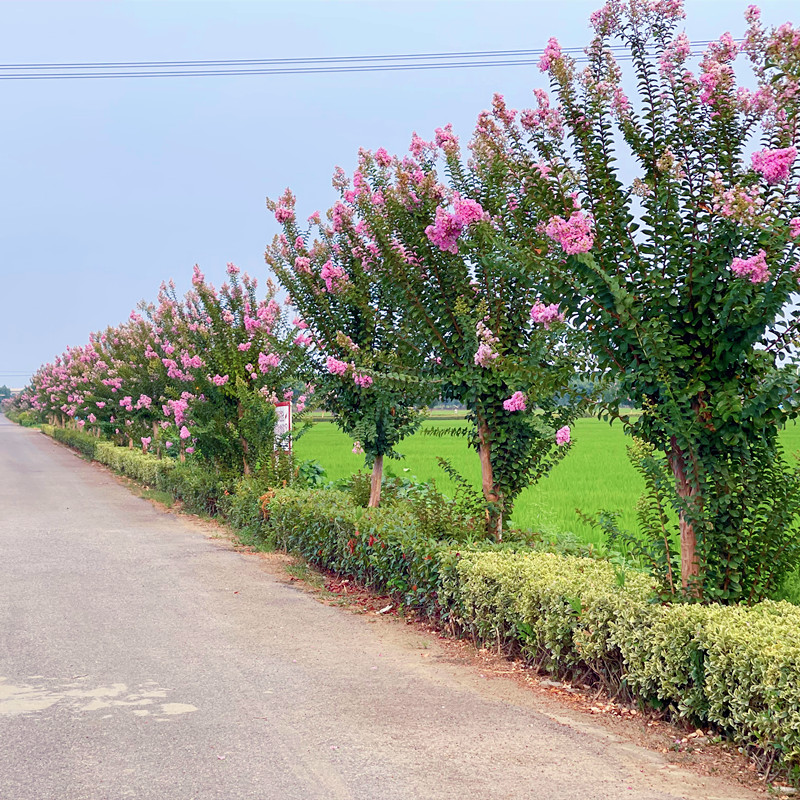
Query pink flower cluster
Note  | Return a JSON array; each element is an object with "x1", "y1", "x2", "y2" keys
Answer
[
  {"x1": 258, "y1": 352, "x2": 281, "y2": 372},
  {"x1": 545, "y1": 210, "x2": 594, "y2": 254},
  {"x1": 556, "y1": 426, "x2": 571, "y2": 446},
  {"x1": 751, "y1": 147, "x2": 797, "y2": 184},
  {"x1": 503, "y1": 391, "x2": 526, "y2": 412},
  {"x1": 474, "y1": 321, "x2": 499, "y2": 368},
  {"x1": 530, "y1": 302, "x2": 565, "y2": 329},
  {"x1": 425, "y1": 194, "x2": 487, "y2": 254},
  {"x1": 353, "y1": 373, "x2": 373, "y2": 388},
  {"x1": 326, "y1": 356, "x2": 349, "y2": 376},
  {"x1": 790, "y1": 218, "x2": 800, "y2": 239},
  {"x1": 294, "y1": 256, "x2": 312, "y2": 274},
  {"x1": 274, "y1": 189, "x2": 296, "y2": 224},
  {"x1": 538, "y1": 37, "x2": 562, "y2": 73},
  {"x1": 730, "y1": 249, "x2": 771, "y2": 284},
  {"x1": 320, "y1": 260, "x2": 349, "y2": 293},
  {"x1": 434, "y1": 124, "x2": 459, "y2": 156},
  {"x1": 211, "y1": 374, "x2": 229, "y2": 386}
]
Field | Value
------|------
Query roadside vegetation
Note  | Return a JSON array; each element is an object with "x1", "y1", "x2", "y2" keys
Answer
[{"x1": 5, "y1": 0, "x2": 800, "y2": 781}]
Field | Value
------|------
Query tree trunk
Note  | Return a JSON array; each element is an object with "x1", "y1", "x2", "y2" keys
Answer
[
  {"x1": 669, "y1": 436, "x2": 701, "y2": 595},
  {"x1": 237, "y1": 402, "x2": 251, "y2": 476},
  {"x1": 368, "y1": 454, "x2": 383, "y2": 507},
  {"x1": 478, "y1": 420, "x2": 502, "y2": 542}
]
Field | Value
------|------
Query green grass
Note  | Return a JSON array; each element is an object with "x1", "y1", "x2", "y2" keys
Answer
[{"x1": 295, "y1": 417, "x2": 800, "y2": 547}]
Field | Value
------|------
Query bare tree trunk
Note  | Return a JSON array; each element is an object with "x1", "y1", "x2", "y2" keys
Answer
[
  {"x1": 237, "y1": 402, "x2": 251, "y2": 476},
  {"x1": 368, "y1": 454, "x2": 383, "y2": 507},
  {"x1": 669, "y1": 436, "x2": 701, "y2": 595},
  {"x1": 153, "y1": 421, "x2": 161, "y2": 458},
  {"x1": 478, "y1": 419, "x2": 502, "y2": 541}
]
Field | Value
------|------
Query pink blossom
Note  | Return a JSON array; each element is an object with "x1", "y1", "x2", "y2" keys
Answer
[
  {"x1": 538, "y1": 37, "x2": 562, "y2": 72},
  {"x1": 274, "y1": 188, "x2": 296, "y2": 223},
  {"x1": 320, "y1": 260, "x2": 349, "y2": 292},
  {"x1": 283, "y1": 389, "x2": 294, "y2": 400},
  {"x1": 87, "y1": 413, "x2": 96, "y2": 423},
  {"x1": 226, "y1": 262, "x2": 240, "y2": 276},
  {"x1": 659, "y1": 32, "x2": 691, "y2": 80},
  {"x1": 186, "y1": 447, "x2": 195, "y2": 454},
  {"x1": 96, "y1": 401, "x2": 106, "y2": 408},
  {"x1": 434, "y1": 124, "x2": 459, "y2": 156},
  {"x1": 730, "y1": 249, "x2": 771, "y2": 283},
  {"x1": 237, "y1": 342, "x2": 252, "y2": 351},
  {"x1": 258, "y1": 352, "x2": 281, "y2": 372},
  {"x1": 472, "y1": 346, "x2": 495, "y2": 366},
  {"x1": 353, "y1": 373, "x2": 373, "y2": 388},
  {"x1": 211, "y1": 374, "x2": 229, "y2": 386},
  {"x1": 790, "y1": 218, "x2": 800, "y2": 238},
  {"x1": 545, "y1": 211, "x2": 594, "y2": 254},
  {"x1": 294, "y1": 335, "x2": 312, "y2": 346},
  {"x1": 530, "y1": 302, "x2": 565, "y2": 329},
  {"x1": 375, "y1": 147, "x2": 392, "y2": 167},
  {"x1": 165, "y1": 441, "x2": 173, "y2": 448},
  {"x1": 326, "y1": 356, "x2": 349, "y2": 376},
  {"x1": 503, "y1": 392, "x2": 527, "y2": 412},
  {"x1": 425, "y1": 206, "x2": 463, "y2": 254},
  {"x1": 294, "y1": 256, "x2": 312, "y2": 274},
  {"x1": 556, "y1": 426, "x2": 571, "y2": 446},
  {"x1": 352, "y1": 441, "x2": 364, "y2": 455},
  {"x1": 751, "y1": 147, "x2": 797, "y2": 184},
  {"x1": 179, "y1": 426, "x2": 191, "y2": 440}
]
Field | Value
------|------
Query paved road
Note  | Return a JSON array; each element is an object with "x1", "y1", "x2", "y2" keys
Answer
[{"x1": 0, "y1": 415, "x2": 757, "y2": 800}]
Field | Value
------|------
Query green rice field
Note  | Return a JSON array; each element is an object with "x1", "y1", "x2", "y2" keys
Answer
[{"x1": 295, "y1": 417, "x2": 800, "y2": 545}]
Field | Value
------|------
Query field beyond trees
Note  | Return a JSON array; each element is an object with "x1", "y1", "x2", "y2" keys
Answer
[{"x1": 296, "y1": 417, "x2": 800, "y2": 546}]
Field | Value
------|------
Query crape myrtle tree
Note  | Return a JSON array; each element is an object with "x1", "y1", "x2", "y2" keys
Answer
[
  {"x1": 320, "y1": 139, "x2": 585, "y2": 538},
  {"x1": 474, "y1": 0, "x2": 800, "y2": 599},
  {"x1": 265, "y1": 186, "x2": 436, "y2": 507},
  {"x1": 153, "y1": 263, "x2": 311, "y2": 475}
]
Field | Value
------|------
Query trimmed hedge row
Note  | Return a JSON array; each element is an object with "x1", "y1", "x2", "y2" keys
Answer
[
  {"x1": 35, "y1": 424, "x2": 800, "y2": 770},
  {"x1": 443, "y1": 552, "x2": 800, "y2": 764}
]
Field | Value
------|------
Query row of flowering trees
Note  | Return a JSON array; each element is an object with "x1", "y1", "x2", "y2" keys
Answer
[
  {"x1": 264, "y1": 0, "x2": 800, "y2": 601},
  {"x1": 14, "y1": 1, "x2": 800, "y2": 602},
  {"x1": 20, "y1": 264, "x2": 311, "y2": 474}
]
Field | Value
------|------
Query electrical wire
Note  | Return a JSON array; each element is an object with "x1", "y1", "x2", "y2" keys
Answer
[{"x1": 0, "y1": 42, "x2": 722, "y2": 80}]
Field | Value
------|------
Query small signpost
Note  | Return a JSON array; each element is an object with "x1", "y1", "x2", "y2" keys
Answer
[{"x1": 274, "y1": 401, "x2": 292, "y2": 451}]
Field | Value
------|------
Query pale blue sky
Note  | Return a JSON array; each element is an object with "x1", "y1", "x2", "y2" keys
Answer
[{"x1": 0, "y1": 0, "x2": 796, "y2": 388}]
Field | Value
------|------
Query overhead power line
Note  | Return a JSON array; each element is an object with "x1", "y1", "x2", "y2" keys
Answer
[{"x1": 0, "y1": 42, "x2": 721, "y2": 80}]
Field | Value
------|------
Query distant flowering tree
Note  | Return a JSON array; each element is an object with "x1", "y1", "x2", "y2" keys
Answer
[
  {"x1": 155, "y1": 263, "x2": 310, "y2": 474},
  {"x1": 474, "y1": 1, "x2": 800, "y2": 599},
  {"x1": 266, "y1": 188, "x2": 435, "y2": 507},
  {"x1": 313, "y1": 138, "x2": 585, "y2": 537}
]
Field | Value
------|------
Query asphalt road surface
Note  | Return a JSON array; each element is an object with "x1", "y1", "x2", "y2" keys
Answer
[{"x1": 0, "y1": 415, "x2": 758, "y2": 800}]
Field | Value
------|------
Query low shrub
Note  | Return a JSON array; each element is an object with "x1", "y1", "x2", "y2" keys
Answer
[
  {"x1": 157, "y1": 461, "x2": 229, "y2": 516},
  {"x1": 262, "y1": 488, "x2": 476, "y2": 615},
  {"x1": 49, "y1": 426, "x2": 98, "y2": 459},
  {"x1": 5, "y1": 408, "x2": 40, "y2": 427},
  {"x1": 218, "y1": 476, "x2": 273, "y2": 536},
  {"x1": 445, "y1": 551, "x2": 800, "y2": 768},
  {"x1": 94, "y1": 442, "x2": 171, "y2": 486}
]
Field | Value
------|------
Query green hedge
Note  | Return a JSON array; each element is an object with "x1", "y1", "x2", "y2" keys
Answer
[
  {"x1": 262, "y1": 488, "x2": 466, "y2": 615},
  {"x1": 48, "y1": 426, "x2": 98, "y2": 458},
  {"x1": 444, "y1": 551, "x2": 800, "y2": 765}
]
